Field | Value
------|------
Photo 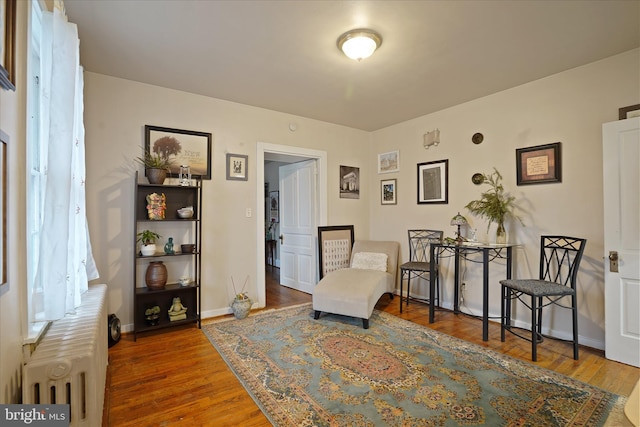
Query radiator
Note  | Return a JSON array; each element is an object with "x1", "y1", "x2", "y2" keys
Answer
[{"x1": 22, "y1": 284, "x2": 108, "y2": 427}]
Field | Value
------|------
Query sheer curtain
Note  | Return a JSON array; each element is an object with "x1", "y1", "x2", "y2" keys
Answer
[{"x1": 35, "y1": 4, "x2": 99, "y2": 320}]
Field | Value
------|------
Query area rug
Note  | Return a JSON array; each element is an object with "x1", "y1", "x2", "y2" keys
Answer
[{"x1": 203, "y1": 304, "x2": 626, "y2": 426}]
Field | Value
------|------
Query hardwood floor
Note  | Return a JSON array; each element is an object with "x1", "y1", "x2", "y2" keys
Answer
[{"x1": 103, "y1": 267, "x2": 639, "y2": 426}]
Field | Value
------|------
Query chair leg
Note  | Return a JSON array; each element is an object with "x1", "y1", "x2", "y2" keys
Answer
[
  {"x1": 314, "y1": 310, "x2": 321, "y2": 320},
  {"x1": 572, "y1": 294, "x2": 579, "y2": 360},
  {"x1": 399, "y1": 271, "x2": 405, "y2": 313},
  {"x1": 362, "y1": 318, "x2": 369, "y2": 329},
  {"x1": 531, "y1": 295, "x2": 538, "y2": 362},
  {"x1": 501, "y1": 285, "x2": 507, "y2": 342},
  {"x1": 406, "y1": 276, "x2": 411, "y2": 307}
]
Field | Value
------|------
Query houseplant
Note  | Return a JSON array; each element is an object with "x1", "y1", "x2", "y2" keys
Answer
[
  {"x1": 145, "y1": 305, "x2": 161, "y2": 326},
  {"x1": 135, "y1": 150, "x2": 175, "y2": 185},
  {"x1": 137, "y1": 229, "x2": 161, "y2": 256},
  {"x1": 464, "y1": 168, "x2": 523, "y2": 243}
]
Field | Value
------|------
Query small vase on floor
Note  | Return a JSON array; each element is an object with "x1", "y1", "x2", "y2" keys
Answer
[{"x1": 231, "y1": 297, "x2": 252, "y2": 319}]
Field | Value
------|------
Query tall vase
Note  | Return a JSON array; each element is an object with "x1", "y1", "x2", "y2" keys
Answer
[
  {"x1": 496, "y1": 222, "x2": 507, "y2": 244},
  {"x1": 145, "y1": 261, "x2": 167, "y2": 290}
]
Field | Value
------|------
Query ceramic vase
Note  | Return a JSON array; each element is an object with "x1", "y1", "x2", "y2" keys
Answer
[
  {"x1": 140, "y1": 243, "x2": 156, "y2": 256},
  {"x1": 231, "y1": 297, "x2": 252, "y2": 319},
  {"x1": 146, "y1": 168, "x2": 167, "y2": 185},
  {"x1": 145, "y1": 261, "x2": 167, "y2": 290}
]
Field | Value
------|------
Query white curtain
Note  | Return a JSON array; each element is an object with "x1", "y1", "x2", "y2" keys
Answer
[{"x1": 36, "y1": 5, "x2": 99, "y2": 320}]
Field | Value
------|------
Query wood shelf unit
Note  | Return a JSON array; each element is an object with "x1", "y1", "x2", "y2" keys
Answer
[{"x1": 133, "y1": 172, "x2": 202, "y2": 340}]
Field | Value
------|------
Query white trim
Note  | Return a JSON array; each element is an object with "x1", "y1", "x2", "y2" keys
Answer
[{"x1": 256, "y1": 143, "x2": 327, "y2": 308}]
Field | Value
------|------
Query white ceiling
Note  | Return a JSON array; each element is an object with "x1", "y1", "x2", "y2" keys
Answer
[{"x1": 65, "y1": 1, "x2": 640, "y2": 132}]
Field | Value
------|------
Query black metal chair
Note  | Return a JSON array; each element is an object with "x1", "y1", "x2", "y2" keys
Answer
[
  {"x1": 500, "y1": 235, "x2": 587, "y2": 361},
  {"x1": 399, "y1": 229, "x2": 443, "y2": 312}
]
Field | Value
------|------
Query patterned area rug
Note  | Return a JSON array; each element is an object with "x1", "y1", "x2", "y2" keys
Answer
[{"x1": 203, "y1": 304, "x2": 626, "y2": 426}]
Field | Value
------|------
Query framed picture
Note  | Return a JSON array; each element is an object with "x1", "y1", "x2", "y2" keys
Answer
[
  {"x1": 318, "y1": 225, "x2": 354, "y2": 280},
  {"x1": 0, "y1": 130, "x2": 6, "y2": 285},
  {"x1": 516, "y1": 142, "x2": 562, "y2": 185},
  {"x1": 339, "y1": 165, "x2": 360, "y2": 199},
  {"x1": 0, "y1": 0, "x2": 16, "y2": 91},
  {"x1": 269, "y1": 191, "x2": 279, "y2": 223},
  {"x1": 619, "y1": 104, "x2": 640, "y2": 120},
  {"x1": 378, "y1": 150, "x2": 399, "y2": 174},
  {"x1": 417, "y1": 159, "x2": 448, "y2": 204},
  {"x1": 145, "y1": 125, "x2": 212, "y2": 180},
  {"x1": 226, "y1": 153, "x2": 248, "y2": 181},
  {"x1": 381, "y1": 179, "x2": 397, "y2": 205}
]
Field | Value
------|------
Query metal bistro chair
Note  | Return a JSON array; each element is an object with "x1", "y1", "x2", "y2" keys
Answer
[
  {"x1": 500, "y1": 235, "x2": 587, "y2": 361},
  {"x1": 399, "y1": 229, "x2": 443, "y2": 312}
]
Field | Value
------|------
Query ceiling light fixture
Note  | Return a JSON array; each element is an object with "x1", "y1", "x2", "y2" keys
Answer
[{"x1": 337, "y1": 29, "x2": 382, "y2": 61}]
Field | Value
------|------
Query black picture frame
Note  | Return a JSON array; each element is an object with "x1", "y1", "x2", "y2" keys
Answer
[
  {"x1": 0, "y1": 0, "x2": 16, "y2": 91},
  {"x1": 226, "y1": 153, "x2": 248, "y2": 181},
  {"x1": 417, "y1": 159, "x2": 448, "y2": 204},
  {"x1": 339, "y1": 165, "x2": 360, "y2": 199},
  {"x1": 145, "y1": 125, "x2": 212, "y2": 180},
  {"x1": 317, "y1": 225, "x2": 354, "y2": 280},
  {"x1": 516, "y1": 142, "x2": 562, "y2": 185},
  {"x1": 269, "y1": 191, "x2": 279, "y2": 223},
  {"x1": 381, "y1": 179, "x2": 397, "y2": 205}
]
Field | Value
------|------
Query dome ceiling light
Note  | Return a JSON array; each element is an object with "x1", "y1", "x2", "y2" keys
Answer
[{"x1": 337, "y1": 29, "x2": 382, "y2": 61}]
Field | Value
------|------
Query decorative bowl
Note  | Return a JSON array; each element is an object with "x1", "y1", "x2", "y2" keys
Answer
[
  {"x1": 177, "y1": 208, "x2": 194, "y2": 219},
  {"x1": 181, "y1": 244, "x2": 195, "y2": 254}
]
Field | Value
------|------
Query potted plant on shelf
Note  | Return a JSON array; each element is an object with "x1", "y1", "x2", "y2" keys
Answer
[
  {"x1": 145, "y1": 305, "x2": 161, "y2": 326},
  {"x1": 135, "y1": 150, "x2": 175, "y2": 185},
  {"x1": 137, "y1": 229, "x2": 161, "y2": 256},
  {"x1": 464, "y1": 168, "x2": 523, "y2": 244}
]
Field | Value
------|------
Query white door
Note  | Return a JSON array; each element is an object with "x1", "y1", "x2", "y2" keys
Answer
[
  {"x1": 279, "y1": 160, "x2": 317, "y2": 294},
  {"x1": 603, "y1": 117, "x2": 640, "y2": 367}
]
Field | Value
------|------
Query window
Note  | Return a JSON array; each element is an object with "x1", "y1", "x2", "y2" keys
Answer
[{"x1": 25, "y1": 0, "x2": 46, "y2": 341}]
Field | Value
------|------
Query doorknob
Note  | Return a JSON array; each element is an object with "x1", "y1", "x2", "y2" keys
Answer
[
  {"x1": 608, "y1": 251, "x2": 619, "y2": 272},
  {"x1": 279, "y1": 234, "x2": 284, "y2": 244}
]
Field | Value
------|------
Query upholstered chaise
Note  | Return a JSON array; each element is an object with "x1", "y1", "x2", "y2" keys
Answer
[{"x1": 312, "y1": 240, "x2": 399, "y2": 328}]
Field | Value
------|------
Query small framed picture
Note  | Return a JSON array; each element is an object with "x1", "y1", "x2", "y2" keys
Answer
[
  {"x1": 516, "y1": 142, "x2": 561, "y2": 185},
  {"x1": 226, "y1": 153, "x2": 248, "y2": 181},
  {"x1": 417, "y1": 159, "x2": 448, "y2": 204},
  {"x1": 381, "y1": 179, "x2": 397, "y2": 205},
  {"x1": 619, "y1": 104, "x2": 640, "y2": 120},
  {"x1": 378, "y1": 150, "x2": 399, "y2": 174},
  {"x1": 339, "y1": 165, "x2": 359, "y2": 199},
  {"x1": 269, "y1": 191, "x2": 279, "y2": 223}
]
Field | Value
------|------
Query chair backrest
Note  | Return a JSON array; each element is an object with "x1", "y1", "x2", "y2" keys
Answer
[
  {"x1": 407, "y1": 230, "x2": 443, "y2": 263},
  {"x1": 539, "y1": 236, "x2": 587, "y2": 289}
]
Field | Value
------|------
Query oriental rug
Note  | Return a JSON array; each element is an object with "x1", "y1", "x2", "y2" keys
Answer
[{"x1": 203, "y1": 304, "x2": 627, "y2": 426}]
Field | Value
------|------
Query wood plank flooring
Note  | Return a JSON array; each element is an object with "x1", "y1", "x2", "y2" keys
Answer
[{"x1": 103, "y1": 266, "x2": 639, "y2": 426}]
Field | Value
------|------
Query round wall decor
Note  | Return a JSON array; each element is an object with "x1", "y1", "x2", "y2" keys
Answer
[
  {"x1": 472, "y1": 132, "x2": 484, "y2": 144},
  {"x1": 472, "y1": 173, "x2": 485, "y2": 185}
]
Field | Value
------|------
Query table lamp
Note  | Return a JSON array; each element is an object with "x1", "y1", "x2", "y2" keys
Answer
[{"x1": 451, "y1": 212, "x2": 468, "y2": 244}]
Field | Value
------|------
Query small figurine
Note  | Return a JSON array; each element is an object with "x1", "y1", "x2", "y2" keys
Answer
[
  {"x1": 164, "y1": 237, "x2": 174, "y2": 255},
  {"x1": 168, "y1": 297, "x2": 187, "y2": 321}
]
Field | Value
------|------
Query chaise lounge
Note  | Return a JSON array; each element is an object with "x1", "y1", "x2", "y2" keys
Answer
[{"x1": 312, "y1": 240, "x2": 399, "y2": 328}]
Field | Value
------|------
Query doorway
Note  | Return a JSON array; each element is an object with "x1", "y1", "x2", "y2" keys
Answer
[{"x1": 255, "y1": 143, "x2": 327, "y2": 308}]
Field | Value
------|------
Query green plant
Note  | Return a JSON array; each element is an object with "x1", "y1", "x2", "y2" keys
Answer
[
  {"x1": 136, "y1": 230, "x2": 161, "y2": 245},
  {"x1": 464, "y1": 168, "x2": 523, "y2": 231},
  {"x1": 135, "y1": 149, "x2": 174, "y2": 170}
]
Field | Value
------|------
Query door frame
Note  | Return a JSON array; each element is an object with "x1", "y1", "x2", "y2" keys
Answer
[{"x1": 256, "y1": 142, "x2": 327, "y2": 308}]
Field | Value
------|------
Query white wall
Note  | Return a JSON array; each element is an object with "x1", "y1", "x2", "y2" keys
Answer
[
  {"x1": 0, "y1": 0, "x2": 28, "y2": 404},
  {"x1": 83, "y1": 73, "x2": 372, "y2": 329},
  {"x1": 368, "y1": 49, "x2": 640, "y2": 349}
]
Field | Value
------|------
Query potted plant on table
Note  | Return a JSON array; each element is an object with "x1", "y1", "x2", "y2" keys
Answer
[
  {"x1": 137, "y1": 230, "x2": 161, "y2": 256},
  {"x1": 464, "y1": 168, "x2": 523, "y2": 244}
]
